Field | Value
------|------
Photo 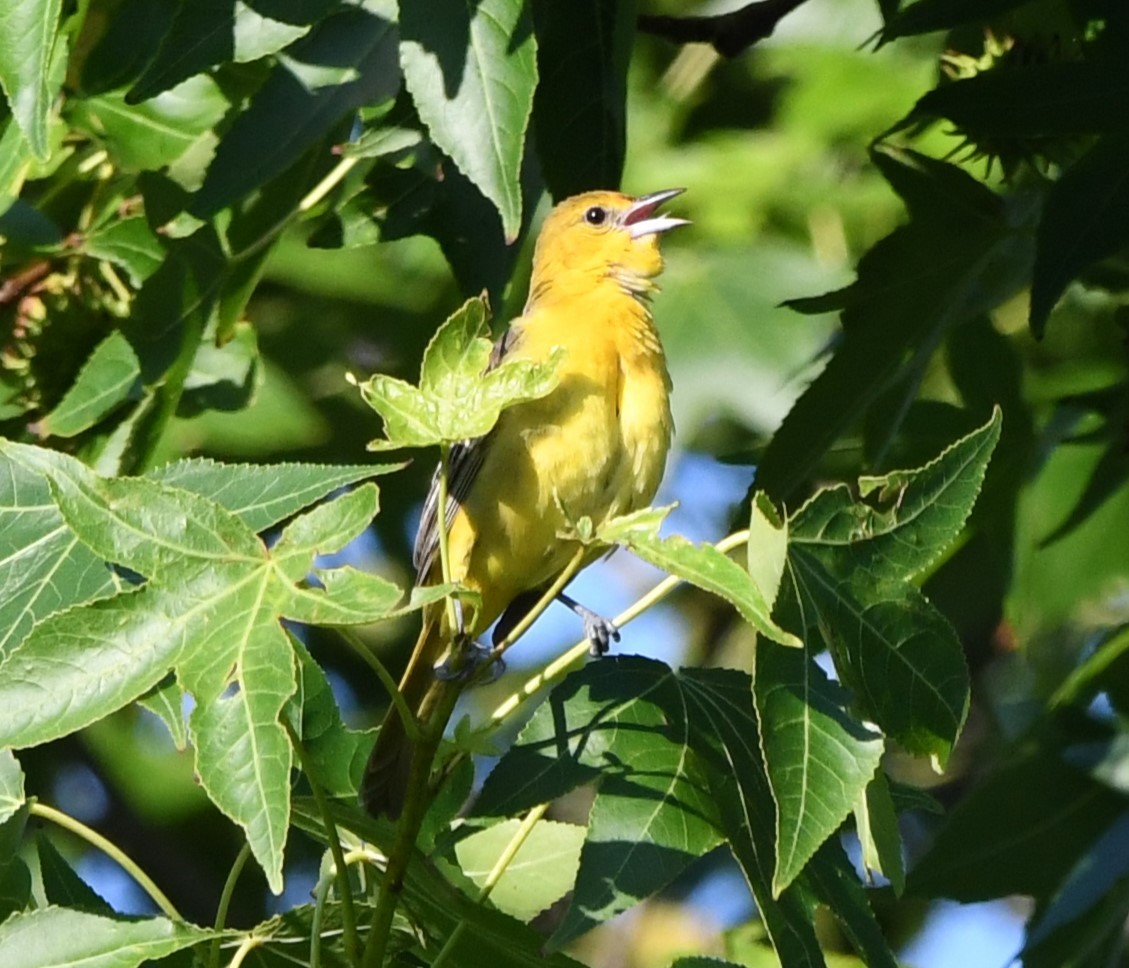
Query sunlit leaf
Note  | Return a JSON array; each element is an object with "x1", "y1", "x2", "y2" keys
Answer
[
  {"x1": 0, "y1": 751, "x2": 23, "y2": 825},
  {"x1": 456, "y1": 818, "x2": 585, "y2": 922},
  {"x1": 753, "y1": 644, "x2": 883, "y2": 895},
  {"x1": 599, "y1": 508, "x2": 800, "y2": 647},
  {"x1": 0, "y1": 908, "x2": 215, "y2": 968},
  {"x1": 779, "y1": 408, "x2": 1000, "y2": 764},
  {"x1": 0, "y1": 443, "x2": 118, "y2": 661},
  {"x1": 359, "y1": 294, "x2": 562, "y2": 449},
  {"x1": 191, "y1": 5, "x2": 400, "y2": 218},
  {"x1": 0, "y1": 0, "x2": 63, "y2": 157},
  {"x1": 71, "y1": 74, "x2": 230, "y2": 172},
  {"x1": 0, "y1": 459, "x2": 406, "y2": 891},
  {"x1": 400, "y1": 0, "x2": 537, "y2": 240}
]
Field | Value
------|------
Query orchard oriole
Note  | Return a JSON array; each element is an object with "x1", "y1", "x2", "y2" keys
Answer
[{"x1": 362, "y1": 189, "x2": 687, "y2": 819}]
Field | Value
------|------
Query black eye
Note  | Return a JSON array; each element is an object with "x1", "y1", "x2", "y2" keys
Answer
[{"x1": 584, "y1": 206, "x2": 607, "y2": 226}]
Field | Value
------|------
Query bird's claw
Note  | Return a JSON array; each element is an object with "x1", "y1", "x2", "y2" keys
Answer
[
  {"x1": 434, "y1": 637, "x2": 502, "y2": 683},
  {"x1": 579, "y1": 608, "x2": 620, "y2": 657}
]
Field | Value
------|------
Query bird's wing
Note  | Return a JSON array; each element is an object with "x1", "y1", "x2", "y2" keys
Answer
[{"x1": 412, "y1": 325, "x2": 522, "y2": 582}]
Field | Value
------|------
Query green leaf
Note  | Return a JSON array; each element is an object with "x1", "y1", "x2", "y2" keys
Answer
[
  {"x1": 894, "y1": 60, "x2": 1129, "y2": 140},
  {"x1": 0, "y1": 0, "x2": 63, "y2": 157},
  {"x1": 680, "y1": 668, "x2": 827, "y2": 966},
  {"x1": 70, "y1": 74, "x2": 230, "y2": 172},
  {"x1": 0, "y1": 442, "x2": 118, "y2": 661},
  {"x1": 779, "y1": 407, "x2": 1001, "y2": 764},
  {"x1": 747, "y1": 492, "x2": 788, "y2": 613},
  {"x1": 792, "y1": 407, "x2": 1003, "y2": 584},
  {"x1": 909, "y1": 727, "x2": 1128, "y2": 901},
  {"x1": 341, "y1": 123, "x2": 423, "y2": 159},
  {"x1": 598, "y1": 509, "x2": 801, "y2": 648},
  {"x1": 82, "y1": 215, "x2": 165, "y2": 287},
  {"x1": 753, "y1": 644, "x2": 883, "y2": 895},
  {"x1": 803, "y1": 841, "x2": 899, "y2": 968},
  {"x1": 400, "y1": 0, "x2": 537, "y2": 240},
  {"x1": 0, "y1": 806, "x2": 31, "y2": 921},
  {"x1": 294, "y1": 798, "x2": 591, "y2": 968},
  {"x1": 0, "y1": 751, "x2": 24, "y2": 825},
  {"x1": 478, "y1": 658, "x2": 839, "y2": 964},
  {"x1": 37, "y1": 331, "x2": 141, "y2": 439},
  {"x1": 145, "y1": 457, "x2": 399, "y2": 532},
  {"x1": 759, "y1": 147, "x2": 1029, "y2": 502},
  {"x1": 551, "y1": 662, "x2": 723, "y2": 947},
  {"x1": 1030, "y1": 132, "x2": 1129, "y2": 336},
  {"x1": 531, "y1": 0, "x2": 633, "y2": 198},
  {"x1": 359, "y1": 294, "x2": 563, "y2": 449},
  {"x1": 287, "y1": 636, "x2": 369, "y2": 798},
  {"x1": 128, "y1": 0, "x2": 315, "y2": 102},
  {"x1": 191, "y1": 6, "x2": 399, "y2": 218},
  {"x1": 854, "y1": 772, "x2": 905, "y2": 895},
  {"x1": 787, "y1": 561, "x2": 967, "y2": 765},
  {"x1": 0, "y1": 118, "x2": 34, "y2": 208},
  {"x1": 176, "y1": 321, "x2": 260, "y2": 417},
  {"x1": 36, "y1": 833, "x2": 113, "y2": 914},
  {"x1": 0, "y1": 469, "x2": 400, "y2": 891},
  {"x1": 77, "y1": 0, "x2": 175, "y2": 95},
  {"x1": 455, "y1": 819, "x2": 585, "y2": 922},
  {"x1": 880, "y1": 0, "x2": 1033, "y2": 39},
  {"x1": 475, "y1": 658, "x2": 722, "y2": 944},
  {"x1": 0, "y1": 908, "x2": 214, "y2": 968},
  {"x1": 139, "y1": 677, "x2": 187, "y2": 750},
  {"x1": 1025, "y1": 812, "x2": 1129, "y2": 954}
]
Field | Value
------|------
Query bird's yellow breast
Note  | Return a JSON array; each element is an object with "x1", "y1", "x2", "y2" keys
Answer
[{"x1": 446, "y1": 285, "x2": 672, "y2": 633}]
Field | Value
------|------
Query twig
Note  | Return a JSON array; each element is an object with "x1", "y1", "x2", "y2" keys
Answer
[
  {"x1": 30, "y1": 802, "x2": 181, "y2": 920},
  {"x1": 429, "y1": 803, "x2": 551, "y2": 968},
  {"x1": 210, "y1": 842, "x2": 251, "y2": 968},
  {"x1": 337, "y1": 627, "x2": 423, "y2": 744},
  {"x1": 286, "y1": 721, "x2": 360, "y2": 966},
  {"x1": 485, "y1": 529, "x2": 752, "y2": 728}
]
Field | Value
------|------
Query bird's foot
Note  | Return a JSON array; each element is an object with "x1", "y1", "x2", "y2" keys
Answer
[
  {"x1": 434, "y1": 636, "x2": 502, "y2": 683},
  {"x1": 556, "y1": 591, "x2": 621, "y2": 656},
  {"x1": 577, "y1": 605, "x2": 621, "y2": 657}
]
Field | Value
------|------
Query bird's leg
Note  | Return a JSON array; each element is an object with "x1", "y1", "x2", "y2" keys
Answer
[{"x1": 557, "y1": 592, "x2": 621, "y2": 657}]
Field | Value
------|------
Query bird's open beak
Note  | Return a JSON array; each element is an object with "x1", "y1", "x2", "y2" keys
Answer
[{"x1": 624, "y1": 188, "x2": 690, "y2": 238}]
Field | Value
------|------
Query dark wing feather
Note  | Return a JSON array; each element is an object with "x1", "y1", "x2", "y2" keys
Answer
[{"x1": 412, "y1": 325, "x2": 522, "y2": 582}]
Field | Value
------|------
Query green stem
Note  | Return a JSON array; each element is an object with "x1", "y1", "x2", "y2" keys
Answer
[
  {"x1": 30, "y1": 802, "x2": 181, "y2": 920},
  {"x1": 310, "y1": 863, "x2": 334, "y2": 968},
  {"x1": 490, "y1": 547, "x2": 587, "y2": 658},
  {"x1": 227, "y1": 935, "x2": 262, "y2": 968},
  {"x1": 361, "y1": 686, "x2": 461, "y2": 968},
  {"x1": 299, "y1": 156, "x2": 360, "y2": 213},
  {"x1": 435, "y1": 443, "x2": 460, "y2": 635},
  {"x1": 430, "y1": 803, "x2": 550, "y2": 968},
  {"x1": 209, "y1": 842, "x2": 251, "y2": 968},
  {"x1": 286, "y1": 722, "x2": 360, "y2": 966},
  {"x1": 338, "y1": 627, "x2": 423, "y2": 744}
]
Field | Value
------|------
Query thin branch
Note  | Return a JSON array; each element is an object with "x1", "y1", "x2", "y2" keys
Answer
[
  {"x1": 30, "y1": 802, "x2": 181, "y2": 921},
  {"x1": 639, "y1": 0, "x2": 812, "y2": 58},
  {"x1": 485, "y1": 529, "x2": 753, "y2": 728}
]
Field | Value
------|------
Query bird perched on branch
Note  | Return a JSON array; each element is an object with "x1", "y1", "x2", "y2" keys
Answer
[{"x1": 362, "y1": 189, "x2": 687, "y2": 819}]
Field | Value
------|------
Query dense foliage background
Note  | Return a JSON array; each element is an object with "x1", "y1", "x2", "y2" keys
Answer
[{"x1": 1, "y1": 0, "x2": 1128, "y2": 965}]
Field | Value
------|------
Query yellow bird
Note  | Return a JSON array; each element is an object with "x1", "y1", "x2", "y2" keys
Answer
[{"x1": 362, "y1": 189, "x2": 687, "y2": 819}]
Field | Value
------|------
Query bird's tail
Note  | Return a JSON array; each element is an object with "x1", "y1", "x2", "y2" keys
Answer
[{"x1": 361, "y1": 613, "x2": 446, "y2": 819}]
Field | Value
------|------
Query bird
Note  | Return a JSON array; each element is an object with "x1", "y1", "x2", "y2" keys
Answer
[{"x1": 361, "y1": 188, "x2": 687, "y2": 819}]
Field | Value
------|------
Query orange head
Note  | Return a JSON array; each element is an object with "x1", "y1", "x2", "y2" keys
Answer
[{"x1": 527, "y1": 189, "x2": 688, "y2": 305}]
